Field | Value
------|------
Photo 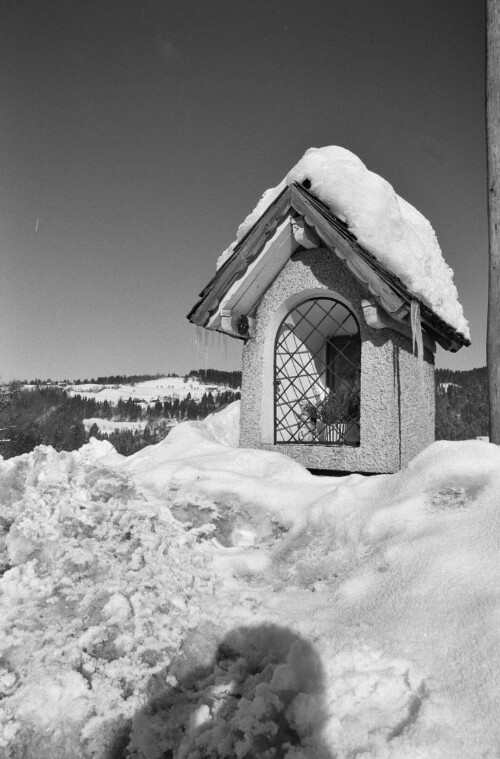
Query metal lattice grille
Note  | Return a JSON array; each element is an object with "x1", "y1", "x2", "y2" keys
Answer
[{"x1": 274, "y1": 297, "x2": 361, "y2": 445}]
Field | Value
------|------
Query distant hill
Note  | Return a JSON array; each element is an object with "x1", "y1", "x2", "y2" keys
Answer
[
  {"x1": 25, "y1": 370, "x2": 243, "y2": 389},
  {"x1": 186, "y1": 369, "x2": 242, "y2": 389},
  {"x1": 0, "y1": 370, "x2": 241, "y2": 459},
  {"x1": 435, "y1": 366, "x2": 487, "y2": 387}
]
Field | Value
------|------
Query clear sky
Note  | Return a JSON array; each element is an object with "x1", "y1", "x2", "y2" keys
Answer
[{"x1": 0, "y1": 0, "x2": 486, "y2": 381}]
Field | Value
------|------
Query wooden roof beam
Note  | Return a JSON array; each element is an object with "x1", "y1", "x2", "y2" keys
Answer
[
  {"x1": 362, "y1": 299, "x2": 436, "y2": 353},
  {"x1": 291, "y1": 216, "x2": 322, "y2": 249}
]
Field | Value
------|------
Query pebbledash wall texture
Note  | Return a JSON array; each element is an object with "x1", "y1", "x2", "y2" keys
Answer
[{"x1": 239, "y1": 248, "x2": 435, "y2": 474}]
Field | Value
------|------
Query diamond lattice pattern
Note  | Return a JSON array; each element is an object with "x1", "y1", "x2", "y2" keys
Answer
[{"x1": 275, "y1": 297, "x2": 361, "y2": 445}]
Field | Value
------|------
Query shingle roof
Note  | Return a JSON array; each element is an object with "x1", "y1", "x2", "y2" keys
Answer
[{"x1": 188, "y1": 183, "x2": 470, "y2": 352}]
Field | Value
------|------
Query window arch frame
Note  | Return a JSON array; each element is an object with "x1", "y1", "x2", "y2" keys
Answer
[{"x1": 272, "y1": 293, "x2": 361, "y2": 446}]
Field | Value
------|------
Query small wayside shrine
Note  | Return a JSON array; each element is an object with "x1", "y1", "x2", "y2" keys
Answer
[{"x1": 188, "y1": 147, "x2": 470, "y2": 473}]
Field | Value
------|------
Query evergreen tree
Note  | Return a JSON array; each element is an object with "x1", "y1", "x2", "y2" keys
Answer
[
  {"x1": 102, "y1": 401, "x2": 112, "y2": 420},
  {"x1": 88, "y1": 422, "x2": 100, "y2": 439},
  {"x1": 52, "y1": 424, "x2": 65, "y2": 452},
  {"x1": 12, "y1": 422, "x2": 44, "y2": 455},
  {"x1": 68, "y1": 423, "x2": 86, "y2": 450}
]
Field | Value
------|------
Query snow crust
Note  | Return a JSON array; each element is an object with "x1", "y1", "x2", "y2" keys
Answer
[
  {"x1": 1, "y1": 403, "x2": 499, "y2": 757},
  {"x1": 217, "y1": 146, "x2": 470, "y2": 340}
]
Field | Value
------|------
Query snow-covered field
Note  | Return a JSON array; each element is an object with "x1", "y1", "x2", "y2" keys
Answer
[
  {"x1": 1, "y1": 402, "x2": 499, "y2": 758},
  {"x1": 82, "y1": 419, "x2": 148, "y2": 434},
  {"x1": 66, "y1": 377, "x2": 233, "y2": 406}
]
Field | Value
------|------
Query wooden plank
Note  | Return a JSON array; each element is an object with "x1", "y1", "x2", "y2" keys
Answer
[
  {"x1": 487, "y1": 0, "x2": 500, "y2": 438},
  {"x1": 291, "y1": 216, "x2": 321, "y2": 249},
  {"x1": 224, "y1": 219, "x2": 295, "y2": 318},
  {"x1": 205, "y1": 218, "x2": 294, "y2": 330}
]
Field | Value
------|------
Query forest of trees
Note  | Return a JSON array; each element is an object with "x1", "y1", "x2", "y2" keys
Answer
[
  {"x1": 435, "y1": 367, "x2": 488, "y2": 441},
  {"x1": 186, "y1": 369, "x2": 242, "y2": 388},
  {"x1": 22, "y1": 370, "x2": 243, "y2": 387},
  {"x1": 23, "y1": 372, "x2": 180, "y2": 386},
  {"x1": 0, "y1": 367, "x2": 488, "y2": 460},
  {"x1": 0, "y1": 377, "x2": 240, "y2": 459}
]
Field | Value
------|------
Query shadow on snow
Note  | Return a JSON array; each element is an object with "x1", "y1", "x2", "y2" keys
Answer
[{"x1": 109, "y1": 623, "x2": 334, "y2": 759}]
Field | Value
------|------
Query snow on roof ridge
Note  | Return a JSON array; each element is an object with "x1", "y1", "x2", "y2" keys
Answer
[{"x1": 217, "y1": 146, "x2": 470, "y2": 341}]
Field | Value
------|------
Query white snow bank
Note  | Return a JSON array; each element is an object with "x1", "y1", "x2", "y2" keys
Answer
[
  {"x1": 83, "y1": 418, "x2": 147, "y2": 434},
  {"x1": 1, "y1": 409, "x2": 500, "y2": 757},
  {"x1": 0, "y1": 444, "x2": 218, "y2": 758},
  {"x1": 113, "y1": 404, "x2": 338, "y2": 529},
  {"x1": 217, "y1": 146, "x2": 469, "y2": 339},
  {"x1": 203, "y1": 400, "x2": 241, "y2": 447}
]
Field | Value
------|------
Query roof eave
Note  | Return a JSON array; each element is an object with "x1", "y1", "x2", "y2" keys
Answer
[
  {"x1": 187, "y1": 185, "x2": 293, "y2": 328},
  {"x1": 187, "y1": 182, "x2": 470, "y2": 352}
]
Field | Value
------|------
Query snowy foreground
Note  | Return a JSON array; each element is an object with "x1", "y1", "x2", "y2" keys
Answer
[{"x1": 1, "y1": 403, "x2": 499, "y2": 758}]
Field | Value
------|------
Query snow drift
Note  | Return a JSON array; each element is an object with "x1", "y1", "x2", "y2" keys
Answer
[
  {"x1": 1, "y1": 403, "x2": 499, "y2": 757},
  {"x1": 217, "y1": 146, "x2": 469, "y2": 340}
]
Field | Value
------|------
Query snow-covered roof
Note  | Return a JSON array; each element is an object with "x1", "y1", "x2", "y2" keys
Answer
[
  {"x1": 189, "y1": 183, "x2": 469, "y2": 352},
  {"x1": 212, "y1": 146, "x2": 469, "y2": 342}
]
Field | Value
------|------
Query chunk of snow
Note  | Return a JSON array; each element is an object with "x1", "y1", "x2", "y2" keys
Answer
[
  {"x1": 10, "y1": 670, "x2": 92, "y2": 757},
  {"x1": 79, "y1": 436, "x2": 122, "y2": 462},
  {"x1": 217, "y1": 146, "x2": 469, "y2": 339},
  {"x1": 102, "y1": 593, "x2": 131, "y2": 625}
]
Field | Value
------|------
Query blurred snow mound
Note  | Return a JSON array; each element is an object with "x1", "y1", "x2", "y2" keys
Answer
[{"x1": 217, "y1": 146, "x2": 469, "y2": 339}]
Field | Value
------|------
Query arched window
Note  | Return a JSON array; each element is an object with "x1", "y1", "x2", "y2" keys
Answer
[{"x1": 274, "y1": 296, "x2": 360, "y2": 445}]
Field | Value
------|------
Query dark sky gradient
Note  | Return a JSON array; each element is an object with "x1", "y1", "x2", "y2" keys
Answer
[{"x1": 0, "y1": 0, "x2": 486, "y2": 380}]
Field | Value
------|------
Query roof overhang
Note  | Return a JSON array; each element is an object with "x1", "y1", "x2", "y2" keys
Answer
[{"x1": 188, "y1": 183, "x2": 470, "y2": 352}]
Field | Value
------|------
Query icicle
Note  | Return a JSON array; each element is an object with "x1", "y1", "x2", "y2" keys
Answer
[
  {"x1": 410, "y1": 300, "x2": 417, "y2": 355},
  {"x1": 195, "y1": 326, "x2": 202, "y2": 354},
  {"x1": 410, "y1": 300, "x2": 425, "y2": 390}
]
